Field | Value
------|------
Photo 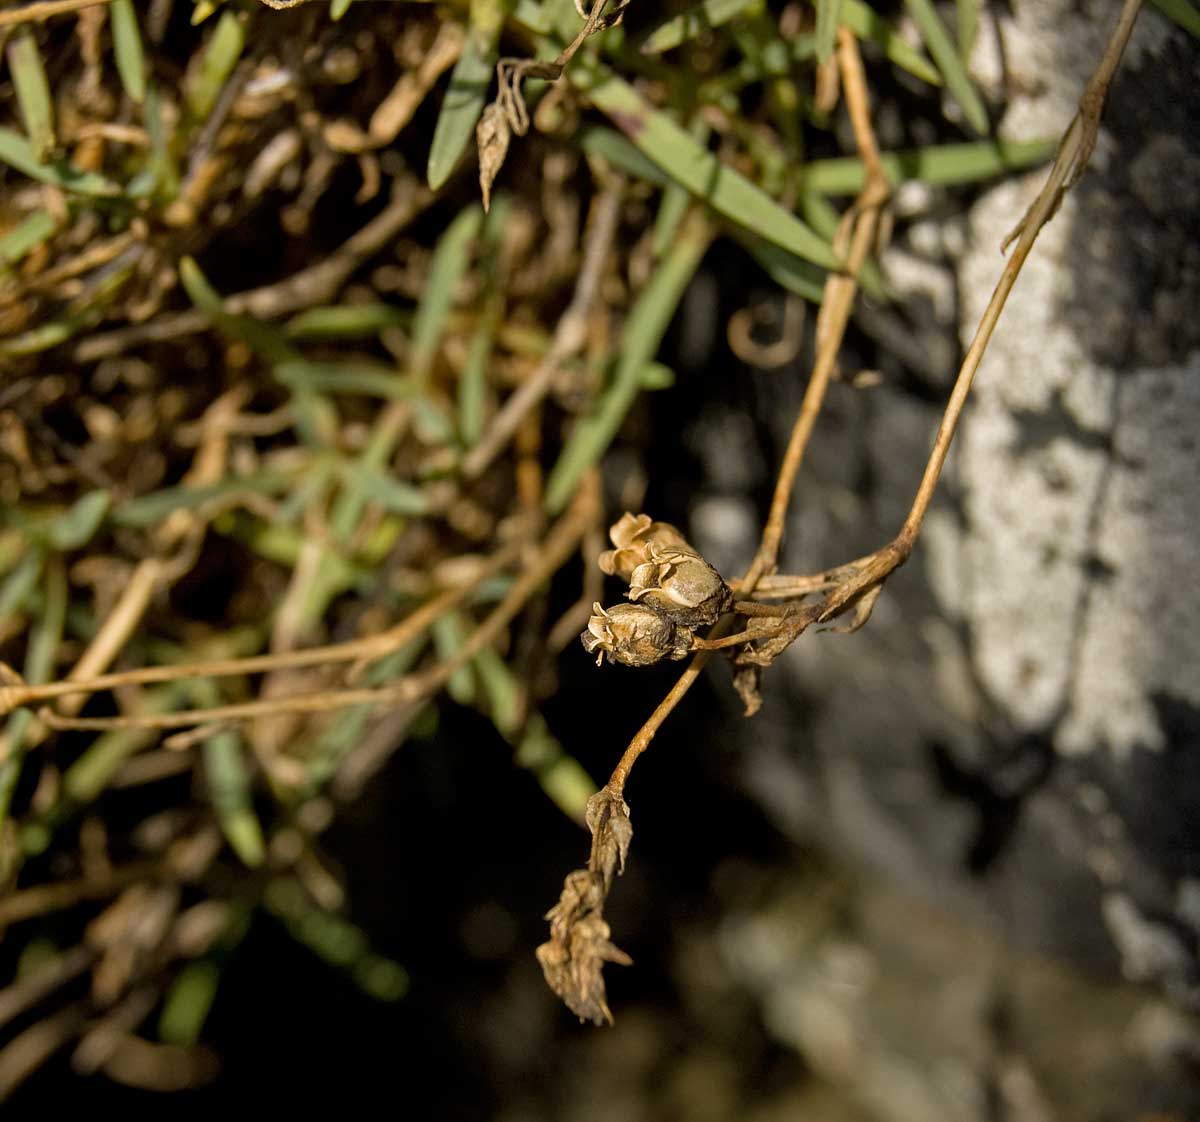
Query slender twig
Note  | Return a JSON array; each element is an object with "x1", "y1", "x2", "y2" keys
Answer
[
  {"x1": 0, "y1": 0, "x2": 111, "y2": 28},
  {"x1": 605, "y1": 28, "x2": 889, "y2": 798},
  {"x1": 37, "y1": 480, "x2": 599, "y2": 734},
  {"x1": 1, "y1": 538, "x2": 525, "y2": 718}
]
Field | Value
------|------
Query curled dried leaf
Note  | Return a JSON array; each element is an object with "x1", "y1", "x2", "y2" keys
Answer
[
  {"x1": 731, "y1": 664, "x2": 763, "y2": 717},
  {"x1": 537, "y1": 869, "x2": 631, "y2": 1025},
  {"x1": 475, "y1": 102, "x2": 510, "y2": 213},
  {"x1": 581, "y1": 601, "x2": 693, "y2": 667}
]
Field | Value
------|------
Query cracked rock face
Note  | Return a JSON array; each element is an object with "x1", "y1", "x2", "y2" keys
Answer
[{"x1": 675, "y1": 0, "x2": 1200, "y2": 1090}]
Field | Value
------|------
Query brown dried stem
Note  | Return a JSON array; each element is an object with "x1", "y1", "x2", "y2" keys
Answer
[
  {"x1": 605, "y1": 27, "x2": 889, "y2": 799},
  {"x1": 0, "y1": 0, "x2": 111, "y2": 28},
  {"x1": 33, "y1": 480, "x2": 599, "y2": 735}
]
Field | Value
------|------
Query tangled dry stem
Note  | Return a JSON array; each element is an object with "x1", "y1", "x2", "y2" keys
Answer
[{"x1": 540, "y1": 4, "x2": 1146, "y2": 1021}]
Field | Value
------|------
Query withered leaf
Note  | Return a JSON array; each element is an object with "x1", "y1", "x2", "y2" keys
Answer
[{"x1": 475, "y1": 101, "x2": 510, "y2": 213}]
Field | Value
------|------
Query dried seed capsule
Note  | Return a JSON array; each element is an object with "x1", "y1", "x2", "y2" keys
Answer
[
  {"x1": 580, "y1": 602, "x2": 693, "y2": 667},
  {"x1": 598, "y1": 513, "x2": 692, "y2": 581},
  {"x1": 598, "y1": 512, "x2": 732, "y2": 628}
]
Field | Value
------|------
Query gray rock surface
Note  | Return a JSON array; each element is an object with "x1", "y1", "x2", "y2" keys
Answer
[{"x1": 682, "y1": 1, "x2": 1200, "y2": 1109}]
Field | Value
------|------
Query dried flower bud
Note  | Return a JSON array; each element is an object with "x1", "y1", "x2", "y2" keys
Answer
[
  {"x1": 580, "y1": 602, "x2": 692, "y2": 667},
  {"x1": 598, "y1": 512, "x2": 732, "y2": 628}
]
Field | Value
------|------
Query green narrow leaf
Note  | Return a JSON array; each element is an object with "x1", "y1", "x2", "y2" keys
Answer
[
  {"x1": 838, "y1": 0, "x2": 941, "y2": 86},
  {"x1": 184, "y1": 9, "x2": 245, "y2": 121},
  {"x1": 7, "y1": 31, "x2": 56, "y2": 163},
  {"x1": 799, "y1": 136, "x2": 1056, "y2": 195},
  {"x1": 1149, "y1": 0, "x2": 1200, "y2": 37},
  {"x1": 428, "y1": 0, "x2": 507, "y2": 189},
  {"x1": 285, "y1": 303, "x2": 409, "y2": 340},
  {"x1": 576, "y1": 125, "x2": 672, "y2": 187},
  {"x1": 815, "y1": 0, "x2": 843, "y2": 62},
  {"x1": 326, "y1": 204, "x2": 480, "y2": 543},
  {"x1": 460, "y1": 299, "x2": 499, "y2": 445},
  {"x1": 544, "y1": 210, "x2": 712, "y2": 513},
  {"x1": 409, "y1": 204, "x2": 483, "y2": 383},
  {"x1": 431, "y1": 613, "x2": 476, "y2": 704},
  {"x1": 653, "y1": 118, "x2": 709, "y2": 258},
  {"x1": 575, "y1": 62, "x2": 839, "y2": 271},
  {"x1": 0, "y1": 557, "x2": 65, "y2": 824},
  {"x1": 179, "y1": 256, "x2": 336, "y2": 444},
  {"x1": 110, "y1": 471, "x2": 295, "y2": 528},
  {"x1": 639, "y1": 0, "x2": 761, "y2": 55},
  {"x1": 275, "y1": 360, "x2": 417, "y2": 400},
  {"x1": 159, "y1": 961, "x2": 221, "y2": 1046},
  {"x1": 0, "y1": 549, "x2": 42, "y2": 623},
  {"x1": 905, "y1": 0, "x2": 988, "y2": 133},
  {"x1": 110, "y1": 0, "x2": 147, "y2": 104},
  {"x1": 44, "y1": 491, "x2": 110, "y2": 551},
  {"x1": 0, "y1": 209, "x2": 58, "y2": 267},
  {"x1": 955, "y1": 0, "x2": 979, "y2": 58},
  {"x1": 0, "y1": 128, "x2": 120, "y2": 195},
  {"x1": 204, "y1": 728, "x2": 264, "y2": 867},
  {"x1": 459, "y1": 195, "x2": 509, "y2": 445},
  {"x1": 331, "y1": 0, "x2": 355, "y2": 18}
]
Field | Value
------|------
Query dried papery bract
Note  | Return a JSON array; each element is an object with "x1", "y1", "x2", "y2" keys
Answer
[
  {"x1": 581, "y1": 601, "x2": 693, "y2": 667},
  {"x1": 536, "y1": 788, "x2": 633, "y2": 1024}
]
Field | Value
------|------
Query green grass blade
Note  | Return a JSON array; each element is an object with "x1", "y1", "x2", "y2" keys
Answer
[
  {"x1": 331, "y1": 0, "x2": 355, "y2": 18},
  {"x1": 799, "y1": 136, "x2": 1056, "y2": 195},
  {"x1": 0, "y1": 129, "x2": 119, "y2": 196},
  {"x1": 0, "y1": 209, "x2": 58, "y2": 267},
  {"x1": 159, "y1": 961, "x2": 221, "y2": 1045},
  {"x1": 1149, "y1": 0, "x2": 1200, "y2": 37},
  {"x1": 544, "y1": 210, "x2": 712, "y2": 513},
  {"x1": 577, "y1": 125, "x2": 672, "y2": 187},
  {"x1": 275, "y1": 360, "x2": 417, "y2": 400},
  {"x1": 203, "y1": 728, "x2": 265, "y2": 867},
  {"x1": 815, "y1": 0, "x2": 843, "y2": 62},
  {"x1": 0, "y1": 549, "x2": 42, "y2": 623},
  {"x1": 575, "y1": 62, "x2": 840, "y2": 271},
  {"x1": 0, "y1": 557, "x2": 65, "y2": 825},
  {"x1": 742, "y1": 237, "x2": 827, "y2": 302},
  {"x1": 653, "y1": 118, "x2": 709, "y2": 258},
  {"x1": 639, "y1": 0, "x2": 761, "y2": 55},
  {"x1": 111, "y1": 472, "x2": 295, "y2": 528},
  {"x1": 838, "y1": 0, "x2": 941, "y2": 86},
  {"x1": 184, "y1": 9, "x2": 245, "y2": 122},
  {"x1": 338, "y1": 464, "x2": 431, "y2": 516},
  {"x1": 428, "y1": 0, "x2": 508, "y2": 189},
  {"x1": 285, "y1": 303, "x2": 409, "y2": 340},
  {"x1": 7, "y1": 31, "x2": 55, "y2": 163},
  {"x1": 905, "y1": 0, "x2": 988, "y2": 133},
  {"x1": 43, "y1": 491, "x2": 110, "y2": 550},
  {"x1": 956, "y1": 0, "x2": 979, "y2": 57},
  {"x1": 110, "y1": 0, "x2": 147, "y2": 104},
  {"x1": 410, "y1": 204, "x2": 483, "y2": 383}
]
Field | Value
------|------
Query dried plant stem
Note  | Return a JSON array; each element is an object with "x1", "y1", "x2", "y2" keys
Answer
[
  {"x1": 744, "y1": 26, "x2": 888, "y2": 592},
  {"x1": 899, "y1": 0, "x2": 1144, "y2": 552},
  {"x1": 0, "y1": 0, "x2": 111, "y2": 28},
  {"x1": 462, "y1": 181, "x2": 622, "y2": 480},
  {"x1": 37, "y1": 480, "x2": 599, "y2": 734},
  {"x1": 606, "y1": 29, "x2": 888, "y2": 798},
  {"x1": 1, "y1": 539, "x2": 525, "y2": 718},
  {"x1": 73, "y1": 179, "x2": 435, "y2": 362}
]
